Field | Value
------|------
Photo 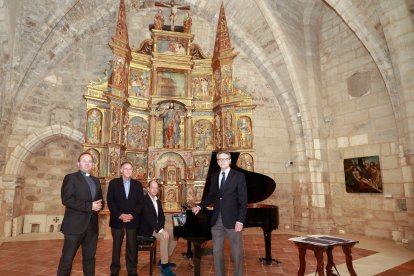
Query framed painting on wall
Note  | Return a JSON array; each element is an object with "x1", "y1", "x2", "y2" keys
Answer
[{"x1": 343, "y1": 155, "x2": 382, "y2": 193}]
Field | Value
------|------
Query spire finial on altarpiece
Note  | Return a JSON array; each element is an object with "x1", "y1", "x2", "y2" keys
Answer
[
  {"x1": 113, "y1": 0, "x2": 129, "y2": 44},
  {"x1": 108, "y1": 0, "x2": 131, "y2": 95},
  {"x1": 213, "y1": 2, "x2": 233, "y2": 58}
]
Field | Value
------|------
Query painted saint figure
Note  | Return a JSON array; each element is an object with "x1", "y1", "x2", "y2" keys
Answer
[
  {"x1": 160, "y1": 103, "x2": 181, "y2": 148},
  {"x1": 87, "y1": 109, "x2": 101, "y2": 144}
]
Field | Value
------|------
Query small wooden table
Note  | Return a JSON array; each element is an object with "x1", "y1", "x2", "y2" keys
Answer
[{"x1": 289, "y1": 235, "x2": 359, "y2": 276}]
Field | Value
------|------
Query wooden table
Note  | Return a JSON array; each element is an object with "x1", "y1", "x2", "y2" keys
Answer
[{"x1": 289, "y1": 235, "x2": 359, "y2": 276}]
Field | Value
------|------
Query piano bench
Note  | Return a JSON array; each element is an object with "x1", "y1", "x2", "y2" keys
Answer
[{"x1": 137, "y1": 235, "x2": 157, "y2": 275}]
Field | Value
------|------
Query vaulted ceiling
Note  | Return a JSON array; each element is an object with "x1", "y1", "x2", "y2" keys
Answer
[{"x1": 0, "y1": 0, "x2": 412, "y2": 167}]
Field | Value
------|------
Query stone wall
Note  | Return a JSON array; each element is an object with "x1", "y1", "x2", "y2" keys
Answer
[{"x1": 320, "y1": 5, "x2": 408, "y2": 242}]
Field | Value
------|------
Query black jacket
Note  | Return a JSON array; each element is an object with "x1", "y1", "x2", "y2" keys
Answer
[
  {"x1": 138, "y1": 193, "x2": 165, "y2": 236},
  {"x1": 199, "y1": 169, "x2": 247, "y2": 229},
  {"x1": 60, "y1": 171, "x2": 103, "y2": 234},
  {"x1": 107, "y1": 177, "x2": 144, "y2": 229}
]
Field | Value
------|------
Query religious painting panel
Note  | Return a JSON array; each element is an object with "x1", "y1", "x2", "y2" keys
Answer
[
  {"x1": 157, "y1": 40, "x2": 187, "y2": 55},
  {"x1": 194, "y1": 184, "x2": 205, "y2": 203},
  {"x1": 344, "y1": 156, "x2": 382, "y2": 193},
  {"x1": 193, "y1": 154, "x2": 210, "y2": 181},
  {"x1": 157, "y1": 70, "x2": 186, "y2": 97},
  {"x1": 237, "y1": 153, "x2": 254, "y2": 171},
  {"x1": 112, "y1": 56, "x2": 128, "y2": 90},
  {"x1": 223, "y1": 110, "x2": 234, "y2": 148},
  {"x1": 192, "y1": 75, "x2": 212, "y2": 99},
  {"x1": 221, "y1": 65, "x2": 232, "y2": 94},
  {"x1": 193, "y1": 119, "x2": 213, "y2": 150},
  {"x1": 237, "y1": 116, "x2": 252, "y2": 148},
  {"x1": 86, "y1": 148, "x2": 100, "y2": 177},
  {"x1": 86, "y1": 109, "x2": 102, "y2": 144},
  {"x1": 127, "y1": 116, "x2": 148, "y2": 149},
  {"x1": 129, "y1": 69, "x2": 150, "y2": 97},
  {"x1": 109, "y1": 151, "x2": 120, "y2": 176},
  {"x1": 157, "y1": 102, "x2": 184, "y2": 149},
  {"x1": 126, "y1": 152, "x2": 148, "y2": 180},
  {"x1": 111, "y1": 106, "x2": 122, "y2": 143},
  {"x1": 186, "y1": 185, "x2": 196, "y2": 205}
]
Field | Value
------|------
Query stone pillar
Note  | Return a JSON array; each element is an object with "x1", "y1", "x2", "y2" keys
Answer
[{"x1": 0, "y1": 175, "x2": 25, "y2": 237}]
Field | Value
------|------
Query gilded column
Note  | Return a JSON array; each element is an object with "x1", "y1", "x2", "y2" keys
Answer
[{"x1": 185, "y1": 108, "x2": 193, "y2": 149}]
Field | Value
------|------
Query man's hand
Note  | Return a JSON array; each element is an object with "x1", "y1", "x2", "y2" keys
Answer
[
  {"x1": 235, "y1": 222, "x2": 243, "y2": 232},
  {"x1": 191, "y1": 206, "x2": 200, "y2": 215},
  {"x1": 92, "y1": 199, "x2": 102, "y2": 211},
  {"x1": 119, "y1": 213, "x2": 133, "y2": 223},
  {"x1": 161, "y1": 229, "x2": 169, "y2": 240}
]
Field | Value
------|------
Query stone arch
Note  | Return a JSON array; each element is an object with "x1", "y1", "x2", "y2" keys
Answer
[{"x1": 4, "y1": 124, "x2": 83, "y2": 177}]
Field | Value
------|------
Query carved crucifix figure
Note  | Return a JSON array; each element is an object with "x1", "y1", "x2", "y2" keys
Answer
[{"x1": 155, "y1": 0, "x2": 190, "y2": 31}]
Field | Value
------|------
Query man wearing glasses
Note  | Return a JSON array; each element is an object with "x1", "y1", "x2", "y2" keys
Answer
[
  {"x1": 192, "y1": 151, "x2": 247, "y2": 276},
  {"x1": 57, "y1": 152, "x2": 103, "y2": 276}
]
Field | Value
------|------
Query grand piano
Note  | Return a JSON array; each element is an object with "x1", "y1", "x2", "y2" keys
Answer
[{"x1": 173, "y1": 152, "x2": 280, "y2": 275}]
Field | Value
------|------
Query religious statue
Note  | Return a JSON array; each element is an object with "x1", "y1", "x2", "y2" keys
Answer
[
  {"x1": 238, "y1": 116, "x2": 252, "y2": 148},
  {"x1": 154, "y1": 8, "x2": 164, "y2": 30},
  {"x1": 155, "y1": 0, "x2": 190, "y2": 32},
  {"x1": 160, "y1": 103, "x2": 181, "y2": 148},
  {"x1": 86, "y1": 109, "x2": 101, "y2": 144},
  {"x1": 183, "y1": 12, "x2": 192, "y2": 33}
]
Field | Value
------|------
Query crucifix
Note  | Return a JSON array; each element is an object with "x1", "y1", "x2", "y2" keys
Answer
[
  {"x1": 53, "y1": 216, "x2": 60, "y2": 223},
  {"x1": 155, "y1": 0, "x2": 190, "y2": 31}
]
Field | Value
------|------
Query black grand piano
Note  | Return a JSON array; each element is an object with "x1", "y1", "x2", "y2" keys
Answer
[{"x1": 173, "y1": 152, "x2": 280, "y2": 275}]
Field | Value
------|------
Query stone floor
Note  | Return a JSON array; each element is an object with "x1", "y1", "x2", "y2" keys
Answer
[{"x1": 0, "y1": 230, "x2": 413, "y2": 275}]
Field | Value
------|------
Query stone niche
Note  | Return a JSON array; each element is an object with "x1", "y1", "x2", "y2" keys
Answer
[{"x1": 14, "y1": 214, "x2": 64, "y2": 235}]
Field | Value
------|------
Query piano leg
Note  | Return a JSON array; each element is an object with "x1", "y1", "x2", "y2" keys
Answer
[
  {"x1": 259, "y1": 230, "x2": 281, "y2": 266},
  {"x1": 193, "y1": 242, "x2": 202, "y2": 276},
  {"x1": 182, "y1": 240, "x2": 194, "y2": 259}
]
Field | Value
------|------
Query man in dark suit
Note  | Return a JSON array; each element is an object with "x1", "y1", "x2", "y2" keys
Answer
[
  {"x1": 57, "y1": 152, "x2": 103, "y2": 276},
  {"x1": 139, "y1": 180, "x2": 177, "y2": 276},
  {"x1": 107, "y1": 161, "x2": 144, "y2": 276},
  {"x1": 192, "y1": 151, "x2": 247, "y2": 276}
]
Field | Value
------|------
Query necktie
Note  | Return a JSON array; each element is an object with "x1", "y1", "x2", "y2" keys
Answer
[{"x1": 220, "y1": 172, "x2": 226, "y2": 189}]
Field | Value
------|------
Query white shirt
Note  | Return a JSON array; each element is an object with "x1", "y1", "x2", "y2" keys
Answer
[
  {"x1": 123, "y1": 179, "x2": 130, "y2": 199},
  {"x1": 149, "y1": 195, "x2": 163, "y2": 232}
]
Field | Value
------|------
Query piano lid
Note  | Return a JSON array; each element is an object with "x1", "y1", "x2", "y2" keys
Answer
[{"x1": 202, "y1": 151, "x2": 276, "y2": 204}]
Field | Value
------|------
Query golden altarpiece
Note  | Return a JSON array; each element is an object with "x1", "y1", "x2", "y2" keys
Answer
[{"x1": 83, "y1": 0, "x2": 255, "y2": 224}]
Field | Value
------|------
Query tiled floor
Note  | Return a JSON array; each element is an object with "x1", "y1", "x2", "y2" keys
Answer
[{"x1": 0, "y1": 230, "x2": 413, "y2": 275}]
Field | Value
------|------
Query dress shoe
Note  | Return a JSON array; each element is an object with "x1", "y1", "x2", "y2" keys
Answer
[
  {"x1": 158, "y1": 260, "x2": 176, "y2": 268},
  {"x1": 160, "y1": 266, "x2": 176, "y2": 276}
]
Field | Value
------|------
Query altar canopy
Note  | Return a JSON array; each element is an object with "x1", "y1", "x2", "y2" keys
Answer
[{"x1": 84, "y1": 0, "x2": 255, "y2": 212}]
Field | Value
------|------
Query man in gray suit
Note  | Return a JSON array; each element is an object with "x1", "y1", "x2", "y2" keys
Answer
[
  {"x1": 57, "y1": 152, "x2": 103, "y2": 276},
  {"x1": 192, "y1": 151, "x2": 247, "y2": 276}
]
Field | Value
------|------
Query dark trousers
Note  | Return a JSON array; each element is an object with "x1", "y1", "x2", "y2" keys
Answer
[
  {"x1": 110, "y1": 227, "x2": 137, "y2": 275},
  {"x1": 211, "y1": 214, "x2": 244, "y2": 276},
  {"x1": 57, "y1": 223, "x2": 98, "y2": 276}
]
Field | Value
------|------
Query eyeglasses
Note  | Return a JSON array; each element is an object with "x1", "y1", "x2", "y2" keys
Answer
[
  {"x1": 80, "y1": 160, "x2": 93, "y2": 164},
  {"x1": 217, "y1": 158, "x2": 230, "y2": 162}
]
